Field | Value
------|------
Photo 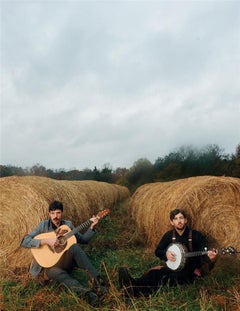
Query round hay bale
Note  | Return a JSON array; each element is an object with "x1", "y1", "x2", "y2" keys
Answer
[
  {"x1": 0, "y1": 176, "x2": 130, "y2": 276},
  {"x1": 130, "y1": 176, "x2": 240, "y2": 253},
  {"x1": 0, "y1": 177, "x2": 48, "y2": 274}
]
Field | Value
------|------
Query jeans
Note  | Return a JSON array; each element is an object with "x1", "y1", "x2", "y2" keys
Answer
[{"x1": 45, "y1": 244, "x2": 99, "y2": 295}]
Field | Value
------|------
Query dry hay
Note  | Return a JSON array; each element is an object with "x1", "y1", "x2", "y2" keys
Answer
[
  {"x1": 130, "y1": 176, "x2": 240, "y2": 253},
  {"x1": 0, "y1": 176, "x2": 130, "y2": 276}
]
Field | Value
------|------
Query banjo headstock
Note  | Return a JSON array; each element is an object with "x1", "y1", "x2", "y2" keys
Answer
[{"x1": 219, "y1": 246, "x2": 236, "y2": 255}]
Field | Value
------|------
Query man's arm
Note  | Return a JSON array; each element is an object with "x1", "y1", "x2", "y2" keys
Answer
[
  {"x1": 155, "y1": 231, "x2": 172, "y2": 261},
  {"x1": 21, "y1": 220, "x2": 59, "y2": 248},
  {"x1": 66, "y1": 215, "x2": 99, "y2": 245},
  {"x1": 194, "y1": 230, "x2": 218, "y2": 269},
  {"x1": 20, "y1": 221, "x2": 45, "y2": 248}
]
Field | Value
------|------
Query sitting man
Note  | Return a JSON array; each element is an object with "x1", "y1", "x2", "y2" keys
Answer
[
  {"x1": 21, "y1": 200, "x2": 107, "y2": 306},
  {"x1": 119, "y1": 208, "x2": 218, "y2": 296}
]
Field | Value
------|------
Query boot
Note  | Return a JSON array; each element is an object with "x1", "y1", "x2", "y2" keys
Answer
[
  {"x1": 91, "y1": 276, "x2": 108, "y2": 298},
  {"x1": 118, "y1": 267, "x2": 138, "y2": 297},
  {"x1": 84, "y1": 290, "x2": 100, "y2": 306}
]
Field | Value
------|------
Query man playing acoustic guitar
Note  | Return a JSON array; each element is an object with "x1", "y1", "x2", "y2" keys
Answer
[
  {"x1": 119, "y1": 208, "x2": 218, "y2": 297},
  {"x1": 21, "y1": 200, "x2": 108, "y2": 306}
]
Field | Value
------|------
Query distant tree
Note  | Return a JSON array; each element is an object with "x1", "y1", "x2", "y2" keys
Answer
[
  {"x1": 153, "y1": 146, "x2": 197, "y2": 180},
  {"x1": 1, "y1": 143, "x2": 239, "y2": 185},
  {"x1": 0, "y1": 165, "x2": 13, "y2": 177},
  {"x1": 0, "y1": 165, "x2": 25, "y2": 177},
  {"x1": 30, "y1": 164, "x2": 47, "y2": 176},
  {"x1": 153, "y1": 144, "x2": 226, "y2": 180},
  {"x1": 197, "y1": 144, "x2": 224, "y2": 175},
  {"x1": 112, "y1": 167, "x2": 129, "y2": 185},
  {"x1": 231, "y1": 157, "x2": 240, "y2": 177},
  {"x1": 54, "y1": 169, "x2": 67, "y2": 180},
  {"x1": 92, "y1": 166, "x2": 101, "y2": 181},
  {"x1": 222, "y1": 143, "x2": 240, "y2": 177},
  {"x1": 126, "y1": 158, "x2": 153, "y2": 192},
  {"x1": 80, "y1": 168, "x2": 95, "y2": 180},
  {"x1": 155, "y1": 162, "x2": 182, "y2": 181},
  {"x1": 235, "y1": 144, "x2": 240, "y2": 159},
  {"x1": 99, "y1": 163, "x2": 113, "y2": 183},
  {"x1": 66, "y1": 169, "x2": 83, "y2": 180},
  {"x1": 46, "y1": 168, "x2": 56, "y2": 179}
]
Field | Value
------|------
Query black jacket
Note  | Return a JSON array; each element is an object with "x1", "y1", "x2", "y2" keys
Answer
[{"x1": 155, "y1": 226, "x2": 209, "y2": 273}]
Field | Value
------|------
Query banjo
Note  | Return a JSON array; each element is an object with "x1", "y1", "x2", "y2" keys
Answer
[{"x1": 166, "y1": 243, "x2": 236, "y2": 271}]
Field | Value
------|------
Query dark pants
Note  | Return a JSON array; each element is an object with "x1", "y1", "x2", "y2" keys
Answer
[
  {"x1": 133, "y1": 267, "x2": 195, "y2": 296},
  {"x1": 45, "y1": 244, "x2": 99, "y2": 295}
]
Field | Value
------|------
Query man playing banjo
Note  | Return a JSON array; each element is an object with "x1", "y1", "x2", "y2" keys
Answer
[{"x1": 118, "y1": 208, "x2": 218, "y2": 296}]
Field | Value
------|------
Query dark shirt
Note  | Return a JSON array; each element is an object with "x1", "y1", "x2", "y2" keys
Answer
[{"x1": 155, "y1": 226, "x2": 208, "y2": 273}]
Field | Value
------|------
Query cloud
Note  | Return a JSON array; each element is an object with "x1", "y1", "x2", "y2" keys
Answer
[{"x1": 1, "y1": 0, "x2": 240, "y2": 169}]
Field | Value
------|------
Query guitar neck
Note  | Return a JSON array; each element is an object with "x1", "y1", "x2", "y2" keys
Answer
[{"x1": 64, "y1": 219, "x2": 93, "y2": 240}]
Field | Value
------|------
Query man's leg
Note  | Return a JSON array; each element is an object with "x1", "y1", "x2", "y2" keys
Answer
[
  {"x1": 45, "y1": 266, "x2": 89, "y2": 295},
  {"x1": 119, "y1": 267, "x2": 170, "y2": 296},
  {"x1": 67, "y1": 244, "x2": 99, "y2": 278},
  {"x1": 168, "y1": 269, "x2": 195, "y2": 286},
  {"x1": 45, "y1": 266, "x2": 99, "y2": 306},
  {"x1": 67, "y1": 244, "x2": 108, "y2": 296}
]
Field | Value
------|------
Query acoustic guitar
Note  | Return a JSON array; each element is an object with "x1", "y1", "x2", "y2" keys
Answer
[{"x1": 31, "y1": 209, "x2": 110, "y2": 268}]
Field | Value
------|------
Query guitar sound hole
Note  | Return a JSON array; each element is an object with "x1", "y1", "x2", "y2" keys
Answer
[
  {"x1": 54, "y1": 237, "x2": 67, "y2": 253},
  {"x1": 57, "y1": 236, "x2": 67, "y2": 245}
]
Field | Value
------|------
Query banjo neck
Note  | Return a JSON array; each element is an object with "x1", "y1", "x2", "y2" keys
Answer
[{"x1": 184, "y1": 250, "x2": 208, "y2": 258}]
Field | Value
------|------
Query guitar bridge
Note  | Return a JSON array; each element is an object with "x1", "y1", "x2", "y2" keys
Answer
[{"x1": 47, "y1": 245, "x2": 55, "y2": 253}]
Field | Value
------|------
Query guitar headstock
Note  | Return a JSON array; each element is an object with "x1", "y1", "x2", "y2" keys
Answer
[
  {"x1": 96, "y1": 209, "x2": 110, "y2": 219},
  {"x1": 220, "y1": 246, "x2": 236, "y2": 255}
]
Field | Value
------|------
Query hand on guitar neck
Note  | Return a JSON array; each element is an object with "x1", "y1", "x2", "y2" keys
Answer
[
  {"x1": 207, "y1": 249, "x2": 218, "y2": 262},
  {"x1": 89, "y1": 215, "x2": 100, "y2": 230}
]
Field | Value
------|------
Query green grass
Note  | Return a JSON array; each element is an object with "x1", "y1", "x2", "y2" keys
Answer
[{"x1": 1, "y1": 203, "x2": 240, "y2": 310}]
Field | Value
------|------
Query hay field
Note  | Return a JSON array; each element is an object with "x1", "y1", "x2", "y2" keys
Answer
[
  {"x1": 130, "y1": 176, "x2": 240, "y2": 252},
  {"x1": 0, "y1": 176, "x2": 130, "y2": 276}
]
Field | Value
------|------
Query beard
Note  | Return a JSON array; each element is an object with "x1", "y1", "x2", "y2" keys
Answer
[
  {"x1": 176, "y1": 223, "x2": 186, "y2": 231},
  {"x1": 52, "y1": 218, "x2": 61, "y2": 226}
]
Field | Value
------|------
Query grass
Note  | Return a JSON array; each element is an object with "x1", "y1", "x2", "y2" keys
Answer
[{"x1": 1, "y1": 202, "x2": 240, "y2": 311}]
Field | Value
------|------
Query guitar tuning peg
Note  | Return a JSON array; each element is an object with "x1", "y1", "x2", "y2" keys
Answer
[
  {"x1": 220, "y1": 246, "x2": 236, "y2": 255},
  {"x1": 220, "y1": 247, "x2": 226, "y2": 255},
  {"x1": 227, "y1": 246, "x2": 236, "y2": 254}
]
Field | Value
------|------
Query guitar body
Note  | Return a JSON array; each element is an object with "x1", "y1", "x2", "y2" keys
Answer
[{"x1": 31, "y1": 225, "x2": 77, "y2": 268}]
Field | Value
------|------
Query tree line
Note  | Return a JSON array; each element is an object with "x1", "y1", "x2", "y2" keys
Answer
[{"x1": 1, "y1": 144, "x2": 239, "y2": 193}]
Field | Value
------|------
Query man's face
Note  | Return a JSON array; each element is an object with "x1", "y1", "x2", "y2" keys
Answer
[
  {"x1": 170, "y1": 212, "x2": 187, "y2": 231},
  {"x1": 49, "y1": 209, "x2": 63, "y2": 228}
]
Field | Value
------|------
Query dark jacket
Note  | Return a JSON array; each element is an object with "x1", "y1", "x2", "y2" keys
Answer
[{"x1": 155, "y1": 226, "x2": 209, "y2": 273}]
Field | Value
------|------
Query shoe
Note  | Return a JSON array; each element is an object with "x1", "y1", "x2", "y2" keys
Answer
[
  {"x1": 85, "y1": 291, "x2": 100, "y2": 306},
  {"x1": 92, "y1": 276, "x2": 108, "y2": 297},
  {"x1": 118, "y1": 267, "x2": 137, "y2": 297}
]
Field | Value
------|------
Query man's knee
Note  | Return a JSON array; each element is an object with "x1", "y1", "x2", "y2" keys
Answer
[
  {"x1": 69, "y1": 243, "x2": 82, "y2": 254},
  {"x1": 46, "y1": 267, "x2": 64, "y2": 279}
]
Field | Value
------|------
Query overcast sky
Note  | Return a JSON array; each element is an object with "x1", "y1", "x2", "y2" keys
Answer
[{"x1": 1, "y1": 0, "x2": 239, "y2": 170}]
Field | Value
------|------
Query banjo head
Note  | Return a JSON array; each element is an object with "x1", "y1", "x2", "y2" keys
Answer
[{"x1": 166, "y1": 243, "x2": 187, "y2": 271}]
